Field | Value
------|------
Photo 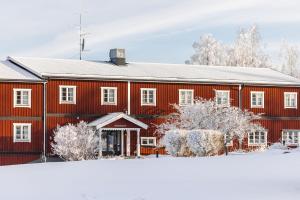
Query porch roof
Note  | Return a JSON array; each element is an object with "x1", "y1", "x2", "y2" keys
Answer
[{"x1": 88, "y1": 112, "x2": 148, "y2": 130}]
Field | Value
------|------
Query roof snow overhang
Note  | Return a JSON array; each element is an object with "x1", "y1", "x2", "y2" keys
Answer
[{"x1": 88, "y1": 112, "x2": 148, "y2": 130}]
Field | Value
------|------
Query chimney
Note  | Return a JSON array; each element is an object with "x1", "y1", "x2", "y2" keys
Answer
[{"x1": 109, "y1": 48, "x2": 126, "y2": 65}]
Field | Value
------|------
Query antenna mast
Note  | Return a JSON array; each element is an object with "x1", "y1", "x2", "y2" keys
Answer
[{"x1": 79, "y1": 13, "x2": 82, "y2": 60}]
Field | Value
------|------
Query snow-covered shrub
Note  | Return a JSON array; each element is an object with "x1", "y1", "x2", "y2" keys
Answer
[
  {"x1": 163, "y1": 130, "x2": 192, "y2": 157},
  {"x1": 186, "y1": 130, "x2": 224, "y2": 156},
  {"x1": 268, "y1": 142, "x2": 288, "y2": 150},
  {"x1": 52, "y1": 121, "x2": 99, "y2": 161},
  {"x1": 157, "y1": 98, "x2": 265, "y2": 151}
]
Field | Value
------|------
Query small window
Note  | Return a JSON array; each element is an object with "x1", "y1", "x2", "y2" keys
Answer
[
  {"x1": 59, "y1": 86, "x2": 76, "y2": 104},
  {"x1": 248, "y1": 131, "x2": 267, "y2": 145},
  {"x1": 179, "y1": 89, "x2": 194, "y2": 106},
  {"x1": 13, "y1": 123, "x2": 31, "y2": 143},
  {"x1": 215, "y1": 90, "x2": 230, "y2": 106},
  {"x1": 224, "y1": 133, "x2": 233, "y2": 146},
  {"x1": 141, "y1": 88, "x2": 156, "y2": 106},
  {"x1": 251, "y1": 91, "x2": 264, "y2": 108},
  {"x1": 101, "y1": 87, "x2": 117, "y2": 105},
  {"x1": 282, "y1": 130, "x2": 299, "y2": 146},
  {"x1": 141, "y1": 137, "x2": 156, "y2": 146},
  {"x1": 284, "y1": 92, "x2": 297, "y2": 109},
  {"x1": 13, "y1": 89, "x2": 31, "y2": 108}
]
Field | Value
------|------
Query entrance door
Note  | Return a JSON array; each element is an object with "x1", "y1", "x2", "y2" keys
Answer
[{"x1": 102, "y1": 131, "x2": 121, "y2": 156}]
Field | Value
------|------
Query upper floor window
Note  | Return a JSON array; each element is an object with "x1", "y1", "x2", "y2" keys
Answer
[
  {"x1": 141, "y1": 137, "x2": 156, "y2": 146},
  {"x1": 141, "y1": 88, "x2": 156, "y2": 106},
  {"x1": 215, "y1": 90, "x2": 230, "y2": 106},
  {"x1": 101, "y1": 87, "x2": 117, "y2": 105},
  {"x1": 13, "y1": 123, "x2": 31, "y2": 143},
  {"x1": 251, "y1": 91, "x2": 264, "y2": 108},
  {"x1": 248, "y1": 131, "x2": 267, "y2": 146},
  {"x1": 13, "y1": 89, "x2": 31, "y2": 108},
  {"x1": 179, "y1": 89, "x2": 194, "y2": 106},
  {"x1": 59, "y1": 86, "x2": 76, "y2": 104},
  {"x1": 284, "y1": 92, "x2": 297, "y2": 109},
  {"x1": 282, "y1": 130, "x2": 299, "y2": 146}
]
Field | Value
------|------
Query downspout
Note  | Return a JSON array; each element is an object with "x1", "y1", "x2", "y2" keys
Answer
[
  {"x1": 127, "y1": 81, "x2": 131, "y2": 115},
  {"x1": 238, "y1": 84, "x2": 243, "y2": 109},
  {"x1": 42, "y1": 81, "x2": 47, "y2": 162}
]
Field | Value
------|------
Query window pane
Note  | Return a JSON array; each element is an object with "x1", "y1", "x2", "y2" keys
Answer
[
  {"x1": 16, "y1": 91, "x2": 22, "y2": 104},
  {"x1": 23, "y1": 126, "x2": 29, "y2": 140},
  {"x1": 16, "y1": 126, "x2": 21, "y2": 139},
  {"x1": 149, "y1": 139, "x2": 154, "y2": 145},
  {"x1": 61, "y1": 88, "x2": 67, "y2": 101},
  {"x1": 142, "y1": 139, "x2": 147, "y2": 145}
]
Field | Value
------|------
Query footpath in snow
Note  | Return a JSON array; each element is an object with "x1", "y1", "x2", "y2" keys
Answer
[{"x1": 0, "y1": 149, "x2": 299, "y2": 200}]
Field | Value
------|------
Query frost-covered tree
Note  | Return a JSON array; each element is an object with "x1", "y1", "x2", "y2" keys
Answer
[
  {"x1": 186, "y1": 34, "x2": 228, "y2": 66},
  {"x1": 187, "y1": 25, "x2": 270, "y2": 68},
  {"x1": 279, "y1": 42, "x2": 300, "y2": 78},
  {"x1": 231, "y1": 25, "x2": 269, "y2": 67},
  {"x1": 157, "y1": 98, "x2": 265, "y2": 155},
  {"x1": 52, "y1": 121, "x2": 99, "y2": 161}
]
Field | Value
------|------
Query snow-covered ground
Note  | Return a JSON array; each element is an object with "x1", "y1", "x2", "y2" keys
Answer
[{"x1": 0, "y1": 149, "x2": 300, "y2": 200}]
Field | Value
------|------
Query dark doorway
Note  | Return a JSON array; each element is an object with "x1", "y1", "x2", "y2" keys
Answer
[{"x1": 101, "y1": 130, "x2": 122, "y2": 156}]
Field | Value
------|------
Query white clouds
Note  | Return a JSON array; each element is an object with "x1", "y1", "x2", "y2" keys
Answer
[{"x1": 2, "y1": 0, "x2": 300, "y2": 59}]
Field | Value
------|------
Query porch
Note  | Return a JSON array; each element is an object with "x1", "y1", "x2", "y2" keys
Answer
[{"x1": 88, "y1": 112, "x2": 148, "y2": 157}]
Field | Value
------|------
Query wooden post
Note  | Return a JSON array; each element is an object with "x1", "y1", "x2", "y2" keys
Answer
[
  {"x1": 121, "y1": 130, "x2": 124, "y2": 156},
  {"x1": 126, "y1": 129, "x2": 131, "y2": 156},
  {"x1": 137, "y1": 129, "x2": 141, "y2": 157},
  {"x1": 98, "y1": 129, "x2": 103, "y2": 158}
]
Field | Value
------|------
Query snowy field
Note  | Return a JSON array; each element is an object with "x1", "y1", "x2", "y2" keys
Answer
[{"x1": 0, "y1": 149, "x2": 300, "y2": 200}]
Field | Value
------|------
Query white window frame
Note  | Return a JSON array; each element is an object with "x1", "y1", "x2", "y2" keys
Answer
[
  {"x1": 140, "y1": 88, "x2": 156, "y2": 106},
  {"x1": 215, "y1": 90, "x2": 230, "y2": 106},
  {"x1": 224, "y1": 133, "x2": 233, "y2": 146},
  {"x1": 248, "y1": 131, "x2": 267, "y2": 146},
  {"x1": 178, "y1": 89, "x2": 194, "y2": 106},
  {"x1": 141, "y1": 137, "x2": 157, "y2": 147},
  {"x1": 282, "y1": 130, "x2": 300, "y2": 146},
  {"x1": 13, "y1": 88, "x2": 31, "y2": 108},
  {"x1": 284, "y1": 92, "x2": 297, "y2": 109},
  {"x1": 59, "y1": 85, "x2": 76, "y2": 104},
  {"x1": 101, "y1": 87, "x2": 117, "y2": 105},
  {"x1": 250, "y1": 91, "x2": 264, "y2": 108},
  {"x1": 13, "y1": 123, "x2": 31, "y2": 143}
]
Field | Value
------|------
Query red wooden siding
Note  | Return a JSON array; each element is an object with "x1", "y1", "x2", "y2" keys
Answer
[{"x1": 47, "y1": 80, "x2": 127, "y2": 115}]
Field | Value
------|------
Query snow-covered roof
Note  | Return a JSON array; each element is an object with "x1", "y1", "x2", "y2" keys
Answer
[
  {"x1": 0, "y1": 60, "x2": 41, "y2": 82},
  {"x1": 88, "y1": 112, "x2": 148, "y2": 129},
  {"x1": 8, "y1": 56, "x2": 300, "y2": 85}
]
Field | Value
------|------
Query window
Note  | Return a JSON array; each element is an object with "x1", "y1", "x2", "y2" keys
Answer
[
  {"x1": 13, "y1": 123, "x2": 31, "y2": 143},
  {"x1": 284, "y1": 92, "x2": 297, "y2": 109},
  {"x1": 282, "y1": 130, "x2": 299, "y2": 146},
  {"x1": 141, "y1": 88, "x2": 156, "y2": 106},
  {"x1": 248, "y1": 131, "x2": 267, "y2": 145},
  {"x1": 101, "y1": 87, "x2": 117, "y2": 105},
  {"x1": 179, "y1": 89, "x2": 194, "y2": 106},
  {"x1": 215, "y1": 90, "x2": 230, "y2": 106},
  {"x1": 141, "y1": 137, "x2": 156, "y2": 146},
  {"x1": 59, "y1": 86, "x2": 76, "y2": 104},
  {"x1": 224, "y1": 133, "x2": 233, "y2": 146},
  {"x1": 13, "y1": 89, "x2": 31, "y2": 108},
  {"x1": 251, "y1": 91, "x2": 264, "y2": 108}
]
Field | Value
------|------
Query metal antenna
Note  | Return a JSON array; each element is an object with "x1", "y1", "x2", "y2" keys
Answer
[{"x1": 79, "y1": 13, "x2": 83, "y2": 60}]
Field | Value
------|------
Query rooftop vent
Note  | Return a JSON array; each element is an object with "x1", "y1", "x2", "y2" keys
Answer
[{"x1": 109, "y1": 48, "x2": 126, "y2": 66}]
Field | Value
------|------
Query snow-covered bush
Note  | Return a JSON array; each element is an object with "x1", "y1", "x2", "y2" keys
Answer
[
  {"x1": 52, "y1": 121, "x2": 99, "y2": 161},
  {"x1": 163, "y1": 129, "x2": 223, "y2": 157},
  {"x1": 157, "y1": 98, "x2": 265, "y2": 154},
  {"x1": 268, "y1": 142, "x2": 288, "y2": 150},
  {"x1": 186, "y1": 130, "x2": 224, "y2": 156}
]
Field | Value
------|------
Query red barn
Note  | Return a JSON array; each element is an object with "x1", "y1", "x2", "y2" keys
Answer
[{"x1": 1, "y1": 48, "x2": 300, "y2": 165}]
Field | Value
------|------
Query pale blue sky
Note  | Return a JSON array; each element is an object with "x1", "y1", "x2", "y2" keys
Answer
[{"x1": 1, "y1": 0, "x2": 300, "y2": 64}]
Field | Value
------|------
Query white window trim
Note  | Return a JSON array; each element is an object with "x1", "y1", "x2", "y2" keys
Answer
[
  {"x1": 59, "y1": 85, "x2": 76, "y2": 104},
  {"x1": 178, "y1": 89, "x2": 194, "y2": 106},
  {"x1": 13, "y1": 88, "x2": 32, "y2": 108},
  {"x1": 141, "y1": 137, "x2": 157, "y2": 147},
  {"x1": 284, "y1": 92, "x2": 297, "y2": 109},
  {"x1": 248, "y1": 131, "x2": 267, "y2": 146},
  {"x1": 13, "y1": 123, "x2": 31, "y2": 143},
  {"x1": 282, "y1": 130, "x2": 300, "y2": 146},
  {"x1": 140, "y1": 88, "x2": 156, "y2": 106},
  {"x1": 215, "y1": 90, "x2": 230, "y2": 106},
  {"x1": 250, "y1": 91, "x2": 264, "y2": 108},
  {"x1": 101, "y1": 87, "x2": 117, "y2": 105}
]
